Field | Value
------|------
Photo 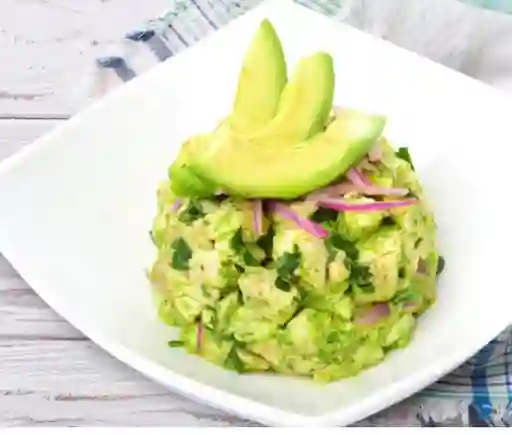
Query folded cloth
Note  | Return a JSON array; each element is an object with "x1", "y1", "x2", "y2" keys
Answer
[{"x1": 92, "y1": 0, "x2": 512, "y2": 426}]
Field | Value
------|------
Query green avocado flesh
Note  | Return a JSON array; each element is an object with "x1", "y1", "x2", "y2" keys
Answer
[
  {"x1": 229, "y1": 19, "x2": 287, "y2": 134},
  {"x1": 236, "y1": 52, "x2": 335, "y2": 144},
  {"x1": 150, "y1": 19, "x2": 443, "y2": 382},
  {"x1": 149, "y1": 147, "x2": 442, "y2": 381},
  {"x1": 168, "y1": 135, "x2": 216, "y2": 197},
  {"x1": 190, "y1": 109, "x2": 386, "y2": 199}
]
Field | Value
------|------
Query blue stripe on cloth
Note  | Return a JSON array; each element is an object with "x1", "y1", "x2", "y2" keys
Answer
[
  {"x1": 506, "y1": 340, "x2": 512, "y2": 406},
  {"x1": 471, "y1": 341, "x2": 497, "y2": 421}
]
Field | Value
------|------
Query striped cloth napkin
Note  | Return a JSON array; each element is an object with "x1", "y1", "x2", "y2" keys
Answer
[{"x1": 91, "y1": 0, "x2": 512, "y2": 427}]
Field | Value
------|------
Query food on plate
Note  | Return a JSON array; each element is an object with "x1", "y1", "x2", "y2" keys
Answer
[{"x1": 148, "y1": 19, "x2": 444, "y2": 382}]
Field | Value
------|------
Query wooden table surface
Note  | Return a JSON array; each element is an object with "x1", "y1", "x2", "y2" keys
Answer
[
  {"x1": 0, "y1": 0, "x2": 261, "y2": 426},
  {"x1": 1, "y1": 0, "x2": 512, "y2": 427}
]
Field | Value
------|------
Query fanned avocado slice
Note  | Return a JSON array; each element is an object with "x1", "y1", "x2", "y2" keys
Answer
[
  {"x1": 237, "y1": 52, "x2": 335, "y2": 144},
  {"x1": 190, "y1": 110, "x2": 386, "y2": 199},
  {"x1": 229, "y1": 19, "x2": 287, "y2": 134},
  {"x1": 169, "y1": 135, "x2": 216, "y2": 197}
]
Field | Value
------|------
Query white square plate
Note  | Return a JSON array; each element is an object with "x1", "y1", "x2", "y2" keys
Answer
[{"x1": 0, "y1": 0, "x2": 511, "y2": 427}]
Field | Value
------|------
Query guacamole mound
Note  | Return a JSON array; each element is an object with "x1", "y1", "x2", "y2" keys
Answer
[{"x1": 148, "y1": 140, "x2": 442, "y2": 382}]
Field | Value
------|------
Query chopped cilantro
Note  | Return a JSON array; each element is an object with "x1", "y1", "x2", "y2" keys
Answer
[
  {"x1": 243, "y1": 250, "x2": 260, "y2": 267},
  {"x1": 275, "y1": 247, "x2": 301, "y2": 282},
  {"x1": 311, "y1": 208, "x2": 338, "y2": 223},
  {"x1": 437, "y1": 255, "x2": 445, "y2": 276},
  {"x1": 167, "y1": 340, "x2": 185, "y2": 348},
  {"x1": 274, "y1": 276, "x2": 292, "y2": 291},
  {"x1": 171, "y1": 237, "x2": 192, "y2": 271},
  {"x1": 351, "y1": 264, "x2": 372, "y2": 286},
  {"x1": 358, "y1": 284, "x2": 375, "y2": 294},
  {"x1": 257, "y1": 226, "x2": 275, "y2": 258},
  {"x1": 178, "y1": 200, "x2": 205, "y2": 224},
  {"x1": 327, "y1": 234, "x2": 359, "y2": 261},
  {"x1": 224, "y1": 345, "x2": 246, "y2": 373},
  {"x1": 398, "y1": 267, "x2": 406, "y2": 279},
  {"x1": 230, "y1": 229, "x2": 263, "y2": 267},
  {"x1": 396, "y1": 147, "x2": 415, "y2": 170},
  {"x1": 393, "y1": 291, "x2": 417, "y2": 304},
  {"x1": 230, "y1": 229, "x2": 245, "y2": 252},
  {"x1": 381, "y1": 217, "x2": 395, "y2": 227}
]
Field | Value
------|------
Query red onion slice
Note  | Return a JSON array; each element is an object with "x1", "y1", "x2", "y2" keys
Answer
[
  {"x1": 355, "y1": 303, "x2": 390, "y2": 325},
  {"x1": 308, "y1": 182, "x2": 409, "y2": 201},
  {"x1": 252, "y1": 200, "x2": 263, "y2": 236},
  {"x1": 269, "y1": 201, "x2": 328, "y2": 239},
  {"x1": 196, "y1": 323, "x2": 204, "y2": 353},
  {"x1": 318, "y1": 197, "x2": 417, "y2": 212},
  {"x1": 171, "y1": 199, "x2": 182, "y2": 211},
  {"x1": 346, "y1": 168, "x2": 368, "y2": 186}
]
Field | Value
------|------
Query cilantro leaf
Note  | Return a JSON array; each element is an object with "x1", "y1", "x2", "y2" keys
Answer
[
  {"x1": 274, "y1": 276, "x2": 291, "y2": 291},
  {"x1": 257, "y1": 225, "x2": 274, "y2": 258},
  {"x1": 275, "y1": 248, "x2": 301, "y2": 282},
  {"x1": 396, "y1": 147, "x2": 415, "y2": 170},
  {"x1": 437, "y1": 255, "x2": 445, "y2": 276},
  {"x1": 171, "y1": 237, "x2": 192, "y2": 271},
  {"x1": 392, "y1": 290, "x2": 418, "y2": 304},
  {"x1": 327, "y1": 234, "x2": 359, "y2": 261},
  {"x1": 224, "y1": 345, "x2": 246, "y2": 373},
  {"x1": 351, "y1": 264, "x2": 372, "y2": 284},
  {"x1": 167, "y1": 340, "x2": 185, "y2": 348},
  {"x1": 310, "y1": 208, "x2": 338, "y2": 223},
  {"x1": 178, "y1": 200, "x2": 205, "y2": 224},
  {"x1": 230, "y1": 229, "x2": 263, "y2": 268},
  {"x1": 243, "y1": 250, "x2": 260, "y2": 267},
  {"x1": 229, "y1": 229, "x2": 245, "y2": 253}
]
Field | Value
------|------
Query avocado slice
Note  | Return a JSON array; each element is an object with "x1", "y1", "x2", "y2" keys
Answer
[
  {"x1": 230, "y1": 19, "x2": 287, "y2": 134},
  {"x1": 190, "y1": 109, "x2": 387, "y2": 199},
  {"x1": 237, "y1": 52, "x2": 335, "y2": 144},
  {"x1": 169, "y1": 135, "x2": 216, "y2": 197}
]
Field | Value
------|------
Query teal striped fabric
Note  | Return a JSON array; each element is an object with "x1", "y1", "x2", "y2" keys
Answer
[
  {"x1": 462, "y1": 0, "x2": 512, "y2": 13},
  {"x1": 94, "y1": 0, "x2": 512, "y2": 426}
]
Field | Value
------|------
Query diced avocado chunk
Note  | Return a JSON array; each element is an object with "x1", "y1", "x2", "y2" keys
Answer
[
  {"x1": 182, "y1": 324, "x2": 232, "y2": 365},
  {"x1": 214, "y1": 292, "x2": 240, "y2": 333},
  {"x1": 235, "y1": 349, "x2": 270, "y2": 371},
  {"x1": 273, "y1": 225, "x2": 329, "y2": 290},
  {"x1": 230, "y1": 268, "x2": 299, "y2": 342},
  {"x1": 384, "y1": 314, "x2": 416, "y2": 348},
  {"x1": 337, "y1": 198, "x2": 384, "y2": 241},
  {"x1": 283, "y1": 308, "x2": 328, "y2": 355},
  {"x1": 354, "y1": 227, "x2": 402, "y2": 303}
]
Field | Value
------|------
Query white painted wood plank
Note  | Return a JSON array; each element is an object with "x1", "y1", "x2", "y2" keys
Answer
[
  {"x1": 0, "y1": 0, "x2": 178, "y2": 117},
  {"x1": 0, "y1": 119, "x2": 58, "y2": 160},
  {"x1": 0, "y1": 340, "x2": 258, "y2": 426}
]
